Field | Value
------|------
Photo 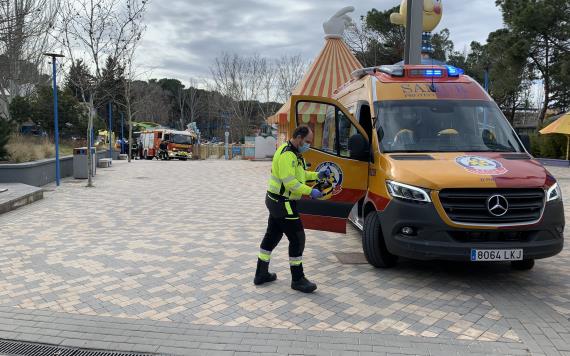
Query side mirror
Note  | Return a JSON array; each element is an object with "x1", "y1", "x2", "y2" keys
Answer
[
  {"x1": 519, "y1": 134, "x2": 531, "y2": 152},
  {"x1": 348, "y1": 133, "x2": 369, "y2": 161}
]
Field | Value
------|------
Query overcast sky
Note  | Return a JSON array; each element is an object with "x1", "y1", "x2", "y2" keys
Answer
[{"x1": 135, "y1": 0, "x2": 505, "y2": 86}]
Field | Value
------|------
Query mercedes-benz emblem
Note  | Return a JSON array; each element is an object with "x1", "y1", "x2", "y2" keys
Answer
[{"x1": 487, "y1": 195, "x2": 509, "y2": 217}]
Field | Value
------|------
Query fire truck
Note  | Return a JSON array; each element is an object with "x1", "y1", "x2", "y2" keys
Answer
[{"x1": 140, "y1": 129, "x2": 196, "y2": 160}]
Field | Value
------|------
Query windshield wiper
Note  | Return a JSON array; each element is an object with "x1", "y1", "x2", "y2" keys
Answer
[
  {"x1": 483, "y1": 143, "x2": 516, "y2": 152},
  {"x1": 463, "y1": 145, "x2": 516, "y2": 152},
  {"x1": 386, "y1": 150, "x2": 442, "y2": 153}
]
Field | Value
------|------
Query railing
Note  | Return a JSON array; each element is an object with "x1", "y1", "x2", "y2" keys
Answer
[{"x1": 197, "y1": 144, "x2": 256, "y2": 160}]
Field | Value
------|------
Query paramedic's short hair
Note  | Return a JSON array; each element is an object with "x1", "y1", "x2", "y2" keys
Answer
[{"x1": 292, "y1": 125, "x2": 311, "y2": 139}]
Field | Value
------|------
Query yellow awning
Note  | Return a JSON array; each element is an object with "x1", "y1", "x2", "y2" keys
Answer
[{"x1": 539, "y1": 112, "x2": 570, "y2": 135}]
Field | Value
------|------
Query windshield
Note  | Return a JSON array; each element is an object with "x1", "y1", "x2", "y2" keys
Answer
[
  {"x1": 171, "y1": 134, "x2": 193, "y2": 145},
  {"x1": 375, "y1": 100, "x2": 524, "y2": 153}
]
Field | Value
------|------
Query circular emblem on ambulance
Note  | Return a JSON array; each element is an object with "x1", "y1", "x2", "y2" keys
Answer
[
  {"x1": 316, "y1": 161, "x2": 343, "y2": 196},
  {"x1": 487, "y1": 195, "x2": 509, "y2": 217},
  {"x1": 455, "y1": 156, "x2": 508, "y2": 176}
]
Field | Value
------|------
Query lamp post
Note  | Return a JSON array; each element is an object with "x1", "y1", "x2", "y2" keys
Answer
[
  {"x1": 404, "y1": 0, "x2": 422, "y2": 65},
  {"x1": 120, "y1": 112, "x2": 124, "y2": 154},
  {"x1": 43, "y1": 52, "x2": 65, "y2": 186},
  {"x1": 108, "y1": 101, "x2": 112, "y2": 159}
]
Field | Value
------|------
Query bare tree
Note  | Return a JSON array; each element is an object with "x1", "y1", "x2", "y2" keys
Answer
[
  {"x1": 131, "y1": 80, "x2": 171, "y2": 125},
  {"x1": 114, "y1": 12, "x2": 148, "y2": 163},
  {"x1": 275, "y1": 54, "x2": 308, "y2": 103},
  {"x1": 57, "y1": 0, "x2": 148, "y2": 187},
  {"x1": 186, "y1": 77, "x2": 202, "y2": 127},
  {"x1": 0, "y1": 0, "x2": 59, "y2": 119},
  {"x1": 256, "y1": 57, "x2": 277, "y2": 121},
  {"x1": 175, "y1": 84, "x2": 187, "y2": 130},
  {"x1": 210, "y1": 53, "x2": 268, "y2": 140}
]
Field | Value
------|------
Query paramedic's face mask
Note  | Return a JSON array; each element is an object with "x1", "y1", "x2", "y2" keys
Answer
[{"x1": 293, "y1": 130, "x2": 313, "y2": 153}]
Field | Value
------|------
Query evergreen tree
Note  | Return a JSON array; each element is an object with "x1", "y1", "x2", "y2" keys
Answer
[
  {"x1": 496, "y1": 0, "x2": 570, "y2": 124},
  {"x1": 65, "y1": 59, "x2": 93, "y2": 102}
]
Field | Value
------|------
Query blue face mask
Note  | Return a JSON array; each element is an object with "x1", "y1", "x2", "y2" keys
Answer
[{"x1": 298, "y1": 142, "x2": 310, "y2": 153}]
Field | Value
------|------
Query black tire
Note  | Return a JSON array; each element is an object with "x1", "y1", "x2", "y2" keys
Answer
[
  {"x1": 362, "y1": 211, "x2": 398, "y2": 268},
  {"x1": 144, "y1": 150, "x2": 152, "y2": 160},
  {"x1": 511, "y1": 259, "x2": 535, "y2": 271}
]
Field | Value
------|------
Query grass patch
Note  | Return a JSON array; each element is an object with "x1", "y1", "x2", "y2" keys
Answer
[{"x1": 5, "y1": 135, "x2": 82, "y2": 163}]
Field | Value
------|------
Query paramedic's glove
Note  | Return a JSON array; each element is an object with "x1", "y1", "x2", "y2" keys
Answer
[
  {"x1": 310, "y1": 189, "x2": 323, "y2": 199},
  {"x1": 318, "y1": 168, "x2": 331, "y2": 180}
]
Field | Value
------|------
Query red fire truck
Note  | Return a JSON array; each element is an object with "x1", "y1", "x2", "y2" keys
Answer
[{"x1": 140, "y1": 129, "x2": 196, "y2": 160}]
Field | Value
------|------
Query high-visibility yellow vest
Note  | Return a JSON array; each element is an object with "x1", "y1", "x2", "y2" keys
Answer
[{"x1": 267, "y1": 143, "x2": 318, "y2": 200}]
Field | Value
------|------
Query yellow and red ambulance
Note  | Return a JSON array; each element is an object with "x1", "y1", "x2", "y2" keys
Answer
[{"x1": 289, "y1": 64, "x2": 564, "y2": 270}]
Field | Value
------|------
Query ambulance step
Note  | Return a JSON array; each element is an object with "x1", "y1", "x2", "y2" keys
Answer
[{"x1": 349, "y1": 216, "x2": 364, "y2": 231}]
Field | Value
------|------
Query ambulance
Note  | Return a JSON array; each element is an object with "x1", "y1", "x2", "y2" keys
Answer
[{"x1": 290, "y1": 64, "x2": 564, "y2": 270}]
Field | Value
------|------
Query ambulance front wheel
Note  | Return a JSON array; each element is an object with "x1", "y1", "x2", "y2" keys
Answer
[{"x1": 363, "y1": 211, "x2": 398, "y2": 268}]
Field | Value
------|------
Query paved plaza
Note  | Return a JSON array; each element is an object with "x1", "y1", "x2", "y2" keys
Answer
[{"x1": 0, "y1": 159, "x2": 570, "y2": 355}]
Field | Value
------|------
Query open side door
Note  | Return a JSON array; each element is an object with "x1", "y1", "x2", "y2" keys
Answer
[{"x1": 289, "y1": 95, "x2": 370, "y2": 233}]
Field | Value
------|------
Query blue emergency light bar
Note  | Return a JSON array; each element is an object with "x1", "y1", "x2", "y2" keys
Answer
[
  {"x1": 352, "y1": 64, "x2": 465, "y2": 79},
  {"x1": 446, "y1": 65, "x2": 464, "y2": 77},
  {"x1": 410, "y1": 69, "x2": 443, "y2": 77}
]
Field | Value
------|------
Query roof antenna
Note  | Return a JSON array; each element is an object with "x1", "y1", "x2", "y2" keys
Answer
[{"x1": 424, "y1": 32, "x2": 437, "y2": 93}]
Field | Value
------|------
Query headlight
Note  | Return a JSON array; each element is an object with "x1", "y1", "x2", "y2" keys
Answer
[
  {"x1": 547, "y1": 182, "x2": 562, "y2": 202},
  {"x1": 386, "y1": 180, "x2": 431, "y2": 203}
]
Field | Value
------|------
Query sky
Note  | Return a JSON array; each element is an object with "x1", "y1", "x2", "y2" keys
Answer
[{"x1": 135, "y1": 0, "x2": 505, "y2": 86}]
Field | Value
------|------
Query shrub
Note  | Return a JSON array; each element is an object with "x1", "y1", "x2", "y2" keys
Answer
[
  {"x1": 533, "y1": 134, "x2": 567, "y2": 159},
  {"x1": 5, "y1": 135, "x2": 81, "y2": 163}
]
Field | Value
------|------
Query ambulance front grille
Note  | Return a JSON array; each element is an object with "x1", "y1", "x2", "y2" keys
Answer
[{"x1": 438, "y1": 188, "x2": 545, "y2": 225}]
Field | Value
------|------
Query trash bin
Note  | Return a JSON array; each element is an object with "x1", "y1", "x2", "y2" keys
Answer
[
  {"x1": 73, "y1": 147, "x2": 97, "y2": 179},
  {"x1": 232, "y1": 145, "x2": 241, "y2": 160}
]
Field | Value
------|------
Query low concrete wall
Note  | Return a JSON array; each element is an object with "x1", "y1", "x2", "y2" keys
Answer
[{"x1": 0, "y1": 150, "x2": 115, "y2": 187}]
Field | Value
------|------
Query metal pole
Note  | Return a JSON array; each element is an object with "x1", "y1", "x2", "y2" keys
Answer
[
  {"x1": 484, "y1": 69, "x2": 489, "y2": 92},
  {"x1": 108, "y1": 101, "x2": 112, "y2": 159},
  {"x1": 225, "y1": 132, "x2": 229, "y2": 160},
  {"x1": 121, "y1": 112, "x2": 124, "y2": 154},
  {"x1": 51, "y1": 56, "x2": 60, "y2": 186},
  {"x1": 404, "y1": 0, "x2": 423, "y2": 65}
]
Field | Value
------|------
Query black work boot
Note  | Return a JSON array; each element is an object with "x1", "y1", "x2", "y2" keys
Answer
[
  {"x1": 254, "y1": 259, "x2": 277, "y2": 285},
  {"x1": 290, "y1": 265, "x2": 317, "y2": 293}
]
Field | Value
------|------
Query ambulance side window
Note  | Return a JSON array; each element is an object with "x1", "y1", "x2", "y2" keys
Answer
[
  {"x1": 338, "y1": 111, "x2": 358, "y2": 158},
  {"x1": 295, "y1": 101, "x2": 358, "y2": 158},
  {"x1": 320, "y1": 106, "x2": 337, "y2": 155}
]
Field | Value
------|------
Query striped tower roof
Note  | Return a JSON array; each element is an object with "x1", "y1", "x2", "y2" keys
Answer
[{"x1": 268, "y1": 38, "x2": 363, "y2": 124}]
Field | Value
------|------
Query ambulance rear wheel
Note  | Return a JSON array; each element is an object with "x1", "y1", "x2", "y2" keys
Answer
[{"x1": 363, "y1": 211, "x2": 398, "y2": 268}]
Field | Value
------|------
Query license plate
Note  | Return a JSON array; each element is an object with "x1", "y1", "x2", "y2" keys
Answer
[{"x1": 470, "y1": 249, "x2": 523, "y2": 261}]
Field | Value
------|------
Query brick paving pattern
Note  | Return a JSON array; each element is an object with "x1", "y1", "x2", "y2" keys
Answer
[{"x1": 0, "y1": 160, "x2": 569, "y2": 355}]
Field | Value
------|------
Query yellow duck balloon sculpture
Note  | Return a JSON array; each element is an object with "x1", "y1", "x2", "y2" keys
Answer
[{"x1": 390, "y1": 0, "x2": 443, "y2": 33}]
